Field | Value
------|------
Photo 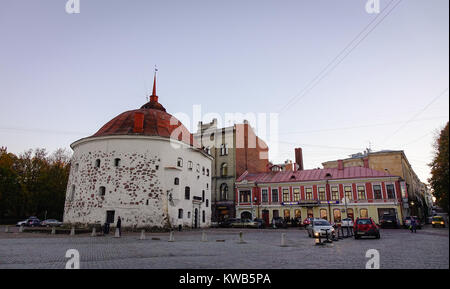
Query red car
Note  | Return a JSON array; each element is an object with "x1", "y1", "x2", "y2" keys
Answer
[
  {"x1": 303, "y1": 217, "x2": 314, "y2": 227},
  {"x1": 354, "y1": 217, "x2": 380, "y2": 239}
]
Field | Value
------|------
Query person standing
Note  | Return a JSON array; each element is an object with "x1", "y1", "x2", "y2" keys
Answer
[{"x1": 117, "y1": 216, "x2": 122, "y2": 236}]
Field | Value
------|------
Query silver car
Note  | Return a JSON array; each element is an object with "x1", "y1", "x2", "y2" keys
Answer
[
  {"x1": 307, "y1": 219, "x2": 335, "y2": 238},
  {"x1": 40, "y1": 219, "x2": 63, "y2": 227}
]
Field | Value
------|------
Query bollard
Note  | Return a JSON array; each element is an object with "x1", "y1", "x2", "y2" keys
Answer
[
  {"x1": 140, "y1": 229, "x2": 146, "y2": 240},
  {"x1": 350, "y1": 227, "x2": 354, "y2": 237},
  {"x1": 4, "y1": 226, "x2": 9, "y2": 233},
  {"x1": 70, "y1": 227, "x2": 75, "y2": 236},
  {"x1": 280, "y1": 233, "x2": 288, "y2": 247},
  {"x1": 19, "y1": 225, "x2": 24, "y2": 233},
  {"x1": 114, "y1": 227, "x2": 120, "y2": 238},
  {"x1": 168, "y1": 230, "x2": 174, "y2": 242},
  {"x1": 201, "y1": 231, "x2": 208, "y2": 242},
  {"x1": 51, "y1": 227, "x2": 56, "y2": 235},
  {"x1": 346, "y1": 226, "x2": 350, "y2": 238},
  {"x1": 238, "y1": 231, "x2": 246, "y2": 244},
  {"x1": 91, "y1": 227, "x2": 96, "y2": 237}
]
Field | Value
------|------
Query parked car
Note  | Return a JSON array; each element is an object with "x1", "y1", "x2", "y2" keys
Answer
[
  {"x1": 303, "y1": 217, "x2": 314, "y2": 227},
  {"x1": 272, "y1": 217, "x2": 288, "y2": 229},
  {"x1": 404, "y1": 216, "x2": 422, "y2": 229},
  {"x1": 230, "y1": 219, "x2": 259, "y2": 228},
  {"x1": 354, "y1": 218, "x2": 380, "y2": 239},
  {"x1": 253, "y1": 218, "x2": 266, "y2": 229},
  {"x1": 379, "y1": 215, "x2": 399, "y2": 229},
  {"x1": 306, "y1": 219, "x2": 335, "y2": 238},
  {"x1": 341, "y1": 218, "x2": 354, "y2": 227},
  {"x1": 16, "y1": 216, "x2": 39, "y2": 227},
  {"x1": 219, "y1": 218, "x2": 239, "y2": 228},
  {"x1": 40, "y1": 219, "x2": 63, "y2": 227},
  {"x1": 432, "y1": 216, "x2": 446, "y2": 228}
]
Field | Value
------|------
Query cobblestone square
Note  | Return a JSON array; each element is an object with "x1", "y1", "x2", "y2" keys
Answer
[{"x1": 0, "y1": 226, "x2": 448, "y2": 269}]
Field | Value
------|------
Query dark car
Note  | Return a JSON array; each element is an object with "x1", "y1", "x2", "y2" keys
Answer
[
  {"x1": 253, "y1": 218, "x2": 266, "y2": 229},
  {"x1": 26, "y1": 218, "x2": 41, "y2": 227},
  {"x1": 272, "y1": 217, "x2": 287, "y2": 229},
  {"x1": 379, "y1": 215, "x2": 399, "y2": 228},
  {"x1": 16, "y1": 216, "x2": 39, "y2": 227},
  {"x1": 354, "y1": 218, "x2": 380, "y2": 239}
]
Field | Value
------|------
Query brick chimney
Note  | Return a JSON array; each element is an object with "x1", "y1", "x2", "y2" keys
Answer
[
  {"x1": 338, "y1": 160, "x2": 344, "y2": 170},
  {"x1": 295, "y1": 148, "x2": 304, "y2": 171},
  {"x1": 133, "y1": 112, "x2": 144, "y2": 133},
  {"x1": 363, "y1": 157, "x2": 369, "y2": 168}
]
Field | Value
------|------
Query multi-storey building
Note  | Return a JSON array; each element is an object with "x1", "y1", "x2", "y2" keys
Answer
[
  {"x1": 235, "y1": 149, "x2": 404, "y2": 226},
  {"x1": 194, "y1": 119, "x2": 269, "y2": 221},
  {"x1": 322, "y1": 149, "x2": 427, "y2": 220}
]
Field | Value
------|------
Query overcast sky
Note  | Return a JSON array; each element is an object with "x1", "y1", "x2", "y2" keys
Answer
[{"x1": 0, "y1": 0, "x2": 448, "y2": 183}]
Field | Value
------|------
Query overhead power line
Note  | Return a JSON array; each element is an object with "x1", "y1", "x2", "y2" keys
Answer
[
  {"x1": 382, "y1": 87, "x2": 449, "y2": 144},
  {"x1": 278, "y1": 0, "x2": 403, "y2": 113}
]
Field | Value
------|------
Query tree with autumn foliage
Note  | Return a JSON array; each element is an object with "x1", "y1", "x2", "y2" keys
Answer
[
  {"x1": 429, "y1": 122, "x2": 449, "y2": 213},
  {"x1": 0, "y1": 147, "x2": 71, "y2": 223}
]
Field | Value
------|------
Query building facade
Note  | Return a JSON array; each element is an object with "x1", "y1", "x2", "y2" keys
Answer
[
  {"x1": 322, "y1": 149, "x2": 428, "y2": 220},
  {"x1": 235, "y1": 162, "x2": 404, "y2": 226},
  {"x1": 194, "y1": 119, "x2": 269, "y2": 221},
  {"x1": 63, "y1": 77, "x2": 213, "y2": 229}
]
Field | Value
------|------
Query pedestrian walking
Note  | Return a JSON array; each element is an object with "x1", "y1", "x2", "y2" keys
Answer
[
  {"x1": 410, "y1": 217, "x2": 417, "y2": 233},
  {"x1": 117, "y1": 216, "x2": 122, "y2": 236}
]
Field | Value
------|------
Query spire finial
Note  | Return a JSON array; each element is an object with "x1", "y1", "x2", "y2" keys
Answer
[{"x1": 150, "y1": 66, "x2": 158, "y2": 102}]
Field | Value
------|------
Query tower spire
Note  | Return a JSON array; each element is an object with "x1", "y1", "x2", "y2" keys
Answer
[{"x1": 150, "y1": 66, "x2": 158, "y2": 102}]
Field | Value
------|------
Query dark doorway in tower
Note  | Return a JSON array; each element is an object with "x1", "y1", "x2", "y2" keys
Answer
[
  {"x1": 194, "y1": 208, "x2": 199, "y2": 228},
  {"x1": 106, "y1": 210, "x2": 115, "y2": 224},
  {"x1": 262, "y1": 210, "x2": 270, "y2": 227},
  {"x1": 241, "y1": 211, "x2": 252, "y2": 220}
]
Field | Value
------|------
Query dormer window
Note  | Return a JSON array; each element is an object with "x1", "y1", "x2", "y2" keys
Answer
[
  {"x1": 177, "y1": 158, "x2": 183, "y2": 167},
  {"x1": 114, "y1": 158, "x2": 121, "y2": 167},
  {"x1": 187, "y1": 161, "x2": 193, "y2": 170},
  {"x1": 95, "y1": 159, "x2": 101, "y2": 168}
]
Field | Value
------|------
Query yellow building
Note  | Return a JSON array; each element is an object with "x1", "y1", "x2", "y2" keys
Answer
[{"x1": 322, "y1": 150, "x2": 428, "y2": 220}]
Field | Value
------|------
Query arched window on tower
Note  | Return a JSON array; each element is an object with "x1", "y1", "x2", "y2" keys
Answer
[
  {"x1": 221, "y1": 163, "x2": 228, "y2": 177},
  {"x1": 220, "y1": 183, "x2": 229, "y2": 201}
]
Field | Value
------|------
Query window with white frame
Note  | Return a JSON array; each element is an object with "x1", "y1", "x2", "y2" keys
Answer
[
  {"x1": 386, "y1": 184, "x2": 396, "y2": 199},
  {"x1": 305, "y1": 188, "x2": 313, "y2": 200},
  {"x1": 271, "y1": 189, "x2": 279, "y2": 202},
  {"x1": 331, "y1": 186, "x2": 339, "y2": 200},
  {"x1": 373, "y1": 184, "x2": 382, "y2": 199},
  {"x1": 282, "y1": 188, "x2": 290, "y2": 202},
  {"x1": 357, "y1": 185, "x2": 366, "y2": 200},
  {"x1": 318, "y1": 187, "x2": 326, "y2": 200},
  {"x1": 293, "y1": 188, "x2": 300, "y2": 201},
  {"x1": 344, "y1": 186, "x2": 353, "y2": 200},
  {"x1": 261, "y1": 189, "x2": 269, "y2": 202}
]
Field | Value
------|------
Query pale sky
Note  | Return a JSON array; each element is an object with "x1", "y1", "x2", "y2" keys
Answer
[{"x1": 0, "y1": 0, "x2": 448, "y2": 183}]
